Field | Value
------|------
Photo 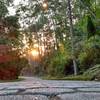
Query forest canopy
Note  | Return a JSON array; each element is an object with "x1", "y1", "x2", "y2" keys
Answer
[{"x1": 0, "y1": 0, "x2": 100, "y2": 80}]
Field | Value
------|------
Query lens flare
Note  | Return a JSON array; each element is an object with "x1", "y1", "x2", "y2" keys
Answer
[
  {"x1": 42, "y1": 2, "x2": 48, "y2": 10},
  {"x1": 31, "y1": 50, "x2": 39, "y2": 57}
]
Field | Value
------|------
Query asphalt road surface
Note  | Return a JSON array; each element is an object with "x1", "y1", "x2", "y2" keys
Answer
[{"x1": 0, "y1": 77, "x2": 100, "y2": 100}]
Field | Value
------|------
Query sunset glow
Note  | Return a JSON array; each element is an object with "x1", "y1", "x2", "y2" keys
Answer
[
  {"x1": 31, "y1": 49, "x2": 39, "y2": 57},
  {"x1": 42, "y1": 2, "x2": 48, "y2": 10}
]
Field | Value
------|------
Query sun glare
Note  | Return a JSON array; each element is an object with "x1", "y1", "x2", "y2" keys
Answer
[
  {"x1": 31, "y1": 50, "x2": 39, "y2": 57},
  {"x1": 42, "y1": 2, "x2": 48, "y2": 10}
]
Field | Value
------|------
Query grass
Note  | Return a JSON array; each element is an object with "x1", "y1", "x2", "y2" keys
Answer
[
  {"x1": 43, "y1": 75, "x2": 92, "y2": 81},
  {"x1": 0, "y1": 78, "x2": 24, "y2": 83}
]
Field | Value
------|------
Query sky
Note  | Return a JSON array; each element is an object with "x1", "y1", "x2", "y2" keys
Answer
[{"x1": 8, "y1": 0, "x2": 21, "y2": 15}]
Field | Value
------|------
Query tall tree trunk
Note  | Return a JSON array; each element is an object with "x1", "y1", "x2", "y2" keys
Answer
[{"x1": 67, "y1": 0, "x2": 77, "y2": 75}]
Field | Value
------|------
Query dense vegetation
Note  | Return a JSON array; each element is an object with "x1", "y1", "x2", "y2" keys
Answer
[
  {"x1": 0, "y1": 0, "x2": 29, "y2": 80},
  {"x1": 0, "y1": 0, "x2": 100, "y2": 80}
]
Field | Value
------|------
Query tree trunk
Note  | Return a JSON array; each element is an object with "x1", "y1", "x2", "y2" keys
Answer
[{"x1": 67, "y1": 0, "x2": 77, "y2": 75}]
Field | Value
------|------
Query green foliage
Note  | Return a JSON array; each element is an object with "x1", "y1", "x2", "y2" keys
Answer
[
  {"x1": 43, "y1": 75, "x2": 91, "y2": 81},
  {"x1": 79, "y1": 35, "x2": 100, "y2": 71},
  {"x1": 47, "y1": 50, "x2": 67, "y2": 76},
  {"x1": 42, "y1": 43, "x2": 77, "y2": 76},
  {"x1": 96, "y1": 6, "x2": 100, "y2": 19},
  {"x1": 0, "y1": 38, "x2": 9, "y2": 44},
  {"x1": 8, "y1": 0, "x2": 100, "y2": 79},
  {"x1": 87, "y1": 15, "x2": 96, "y2": 38},
  {"x1": 75, "y1": 16, "x2": 87, "y2": 35},
  {"x1": 0, "y1": 2, "x2": 8, "y2": 18},
  {"x1": 5, "y1": 16, "x2": 20, "y2": 28},
  {"x1": 14, "y1": 57, "x2": 29, "y2": 73},
  {"x1": 43, "y1": 44, "x2": 70, "y2": 76},
  {"x1": 83, "y1": 64, "x2": 100, "y2": 80},
  {"x1": 62, "y1": 75, "x2": 91, "y2": 81},
  {"x1": 0, "y1": 0, "x2": 13, "y2": 18}
]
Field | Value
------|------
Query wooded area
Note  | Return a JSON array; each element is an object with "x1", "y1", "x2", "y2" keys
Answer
[{"x1": 0, "y1": 0, "x2": 100, "y2": 80}]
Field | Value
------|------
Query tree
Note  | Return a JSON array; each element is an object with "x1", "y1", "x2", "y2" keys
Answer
[
  {"x1": 67, "y1": 0, "x2": 78, "y2": 75},
  {"x1": 15, "y1": 0, "x2": 100, "y2": 77}
]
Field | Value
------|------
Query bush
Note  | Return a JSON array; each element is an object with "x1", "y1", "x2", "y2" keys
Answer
[
  {"x1": 83, "y1": 64, "x2": 100, "y2": 80},
  {"x1": 0, "y1": 48, "x2": 29, "y2": 80},
  {"x1": 0, "y1": 57, "x2": 29, "y2": 80},
  {"x1": 44, "y1": 50, "x2": 76, "y2": 76},
  {"x1": 47, "y1": 51, "x2": 67, "y2": 76},
  {"x1": 43, "y1": 42, "x2": 79, "y2": 76},
  {"x1": 43, "y1": 43, "x2": 72, "y2": 76},
  {"x1": 78, "y1": 35, "x2": 100, "y2": 71}
]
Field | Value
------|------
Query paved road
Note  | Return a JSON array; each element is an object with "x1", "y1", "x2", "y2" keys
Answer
[{"x1": 0, "y1": 77, "x2": 100, "y2": 100}]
